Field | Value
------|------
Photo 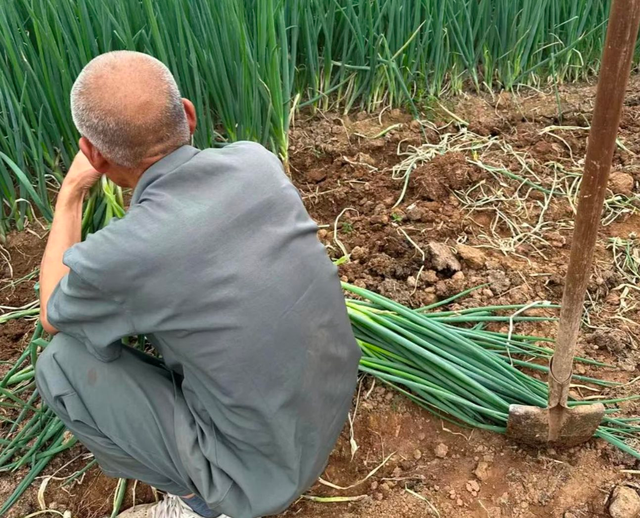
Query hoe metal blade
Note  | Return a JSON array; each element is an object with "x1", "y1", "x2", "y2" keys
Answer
[{"x1": 507, "y1": 403, "x2": 605, "y2": 448}]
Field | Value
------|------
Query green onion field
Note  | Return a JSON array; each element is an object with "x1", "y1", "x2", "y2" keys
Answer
[{"x1": 1, "y1": 1, "x2": 640, "y2": 517}]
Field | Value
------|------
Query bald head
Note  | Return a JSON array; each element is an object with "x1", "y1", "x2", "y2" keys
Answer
[{"x1": 71, "y1": 51, "x2": 190, "y2": 168}]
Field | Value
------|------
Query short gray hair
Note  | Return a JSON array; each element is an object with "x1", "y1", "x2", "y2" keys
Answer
[{"x1": 70, "y1": 51, "x2": 190, "y2": 168}]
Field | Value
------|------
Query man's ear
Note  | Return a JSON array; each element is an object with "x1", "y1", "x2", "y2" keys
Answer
[
  {"x1": 183, "y1": 98, "x2": 197, "y2": 136},
  {"x1": 79, "y1": 137, "x2": 110, "y2": 173}
]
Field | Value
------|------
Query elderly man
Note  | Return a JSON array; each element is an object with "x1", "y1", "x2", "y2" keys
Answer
[{"x1": 35, "y1": 51, "x2": 361, "y2": 518}]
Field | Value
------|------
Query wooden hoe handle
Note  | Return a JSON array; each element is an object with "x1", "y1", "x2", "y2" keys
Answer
[{"x1": 549, "y1": 0, "x2": 640, "y2": 407}]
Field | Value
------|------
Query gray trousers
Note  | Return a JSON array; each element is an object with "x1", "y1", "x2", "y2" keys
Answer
[{"x1": 35, "y1": 333, "x2": 197, "y2": 497}]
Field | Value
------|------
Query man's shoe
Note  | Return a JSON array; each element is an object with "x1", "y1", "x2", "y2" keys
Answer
[{"x1": 116, "y1": 494, "x2": 230, "y2": 518}]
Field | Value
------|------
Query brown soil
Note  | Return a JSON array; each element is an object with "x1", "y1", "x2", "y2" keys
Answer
[
  {"x1": 1, "y1": 231, "x2": 44, "y2": 362},
  {"x1": 2, "y1": 77, "x2": 640, "y2": 517}
]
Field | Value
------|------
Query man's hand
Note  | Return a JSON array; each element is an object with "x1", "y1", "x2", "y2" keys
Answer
[{"x1": 61, "y1": 151, "x2": 102, "y2": 197}]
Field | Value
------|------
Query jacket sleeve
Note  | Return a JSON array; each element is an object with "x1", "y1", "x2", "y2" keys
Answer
[{"x1": 46, "y1": 266, "x2": 135, "y2": 362}]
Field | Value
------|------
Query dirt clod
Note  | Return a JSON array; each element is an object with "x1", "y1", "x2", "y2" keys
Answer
[
  {"x1": 487, "y1": 270, "x2": 511, "y2": 294},
  {"x1": 434, "y1": 443, "x2": 449, "y2": 458},
  {"x1": 426, "y1": 242, "x2": 461, "y2": 273},
  {"x1": 466, "y1": 480, "x2": 480, "y2": 493},
  {"x1": 456, "y1": 244, "x2": 486, "y2": 269},
  {"x1": 411, "y1": 152, "x2": 476, "y2": 201},
  {"x1": 591, "y1": 329, "x2": 631, "y2": 353},
  {"x1": 608, "y1": 485, "x2": 640, "y2": 518},
  {"x1": 474, "y1": 461, "x2": 491, "y2": 481},
  {"x1": 307, "y1": 169, "x2": 327, "y2": 183},
  {"x1": 350, "y1": 246, "x2": 368, "y2": 262},
  {"x1": 609, "y1": 172, "x2": 635, "y2": 196},
  {"x1": 405, "y1": 204, "x2": 424, "y2": 222}
]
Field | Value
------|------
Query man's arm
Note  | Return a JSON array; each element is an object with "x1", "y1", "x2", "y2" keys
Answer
[{"x1": 40, "y1": 151, "x2": 102, "y2": 334}]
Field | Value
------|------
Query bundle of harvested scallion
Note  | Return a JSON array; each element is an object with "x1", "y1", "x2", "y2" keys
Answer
[{"x1": 343, "y1": 283, "x2": 640, "y2": 459}]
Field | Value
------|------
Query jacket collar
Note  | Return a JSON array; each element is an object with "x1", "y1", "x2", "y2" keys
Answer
[{"x1": 131, "y1": 145, "x2": 200, "y2": 205}]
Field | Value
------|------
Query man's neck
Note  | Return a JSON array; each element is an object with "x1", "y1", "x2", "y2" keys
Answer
[{"x1": 128, "y1": 147, "x2": 182, "y2": 189}]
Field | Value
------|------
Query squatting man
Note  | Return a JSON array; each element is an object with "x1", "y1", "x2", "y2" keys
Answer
[{"x1": 36, "y1": 51, "x2": 361, "y2": 518}]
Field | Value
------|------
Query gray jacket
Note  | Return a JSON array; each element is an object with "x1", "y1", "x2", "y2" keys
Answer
[{"x1": 47, "y1": 142, "x2": 361, "y2": 517}]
